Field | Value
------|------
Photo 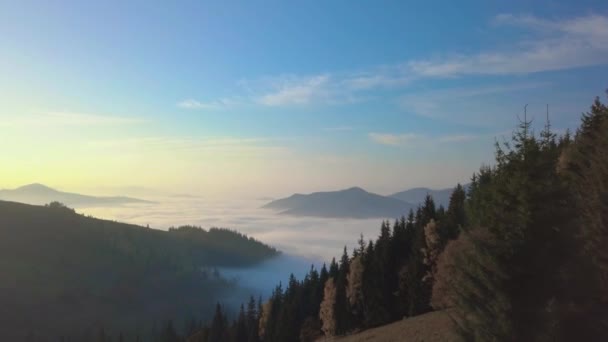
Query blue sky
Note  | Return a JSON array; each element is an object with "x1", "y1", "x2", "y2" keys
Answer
[{"x1": 1, "y1": 0, "x2": 607, "y2": 196}]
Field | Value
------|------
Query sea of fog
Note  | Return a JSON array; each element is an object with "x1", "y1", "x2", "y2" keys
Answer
[
  {"x1": 79, "y1": 195, "x2": 388, "y2": 308},
  {"x1": 80, "y1": 195, "x2": 386, "y2": 262}
]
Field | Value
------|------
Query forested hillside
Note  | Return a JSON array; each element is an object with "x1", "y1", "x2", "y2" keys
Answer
[
  {"x1": 182, "y1": 93, "x2": 608, "y2": 342},
  {"x1": 0, "y1": 201, "x2": 278, "y2": 341}
]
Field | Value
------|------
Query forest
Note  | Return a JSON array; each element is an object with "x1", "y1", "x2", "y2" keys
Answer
[
  {"x1": 178, "y1": 94, "x2": 608, "y2": 342},
  {"x1": 10, "y1": 93, "x2": 608, "y2": 341},
  {"x1": 0, "y1": 201, "x2": 278, "y2": 341}
]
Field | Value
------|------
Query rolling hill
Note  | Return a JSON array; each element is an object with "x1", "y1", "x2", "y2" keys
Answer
[
  {"x1": 0, "y1": 200, "x2": 278, "y2": 341},
  {"x1": 389, "y1": 184, "x2": 470, "y2": 208},
  {"x1": 263, "y1": 187, "x2": 413, "y2": 219},
  {"x1": 0, "y1": 183, "x2": 153, "y2": 207}
]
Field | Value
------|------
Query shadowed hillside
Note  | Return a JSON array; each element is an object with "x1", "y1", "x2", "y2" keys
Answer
[
  {"x1": 0, "y1": 183, "x2": 153, "y2": 207},
  {"x1": 0, "y1": 200, "x2": 278, "y2": 341},
  {"x1": 263, "y1": 187, "x2": 413, "y2": 219}
]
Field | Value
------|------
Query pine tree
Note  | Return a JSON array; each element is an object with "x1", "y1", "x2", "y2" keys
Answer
[
  {"x1": 235, "y1": 304, "x2": 248, "y2": 342},
  {"x1": 361, "y1": 240, "x2": 389, "y2": 327},
  {"x1": 444, "y1": 184, "x2": 466, "y2": 241},
  {"x1": 160, "y1": 320, "x2": 180, "y2": 342},
  {"x1": 209, "y1": 304, "x2": 227, "y2": 342},
  {"x1": 447, "y1": 114, "x2": 573, "y2": 340},
  {"x1": 334, "y1": 247, "x2": 351, "y2": 334},
  {"x1": 246, "y1": 296, "x2": 259, "y2": 342},
  {"x1": 97, "y1": 328, "x2": 108, "y2": 342},
  {"x1": 559, "y1": 94, "x2": 608, "y2": 338},
  {"x1": 346, "y1": 254, "x2": 365, "y2": 323}
]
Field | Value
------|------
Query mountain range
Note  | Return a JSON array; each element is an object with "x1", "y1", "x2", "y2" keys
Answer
[
  {"x1": 263, "y1": 184, "x2": 467, "y2": 219},
  {"x1": 389, "y1": 184, "x2": 470, "y2": 208},
  {"x1": 0, "y1": 183, "x2": 153, "y2": 207}
]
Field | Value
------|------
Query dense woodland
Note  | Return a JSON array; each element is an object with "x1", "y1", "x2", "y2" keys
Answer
[
  {"x1": 8, "y1": 93, "x2": 608, "y2": 341},
  {"x1": 176, "y1": 94, "x2": 607, "y2": 342},
  {"x1": 0, "y1": 201, "x2": 277, "y2": 341}
]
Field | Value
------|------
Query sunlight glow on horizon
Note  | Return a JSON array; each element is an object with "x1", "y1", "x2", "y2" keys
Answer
[{"x1": 1, "y1": 1, "x2": 606, "y2": 196}]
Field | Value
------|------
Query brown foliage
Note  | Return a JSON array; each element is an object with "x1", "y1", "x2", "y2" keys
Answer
[
  {"x1": 421, "y1": 219, "x2": 441, "y2": 284},
  {"x1": 346, "y1": 255, "x2": 364, "y2": 313},
  {"x1": 319, "y1": 277, "x2": 337, "y2": 336},
  {"x1": 430, "y1": 229, "x2": 496, "y2": 311},
  {"x1": 299, "y1": 316, "x2": 322, "y2": 342},
  {"x1": 430, "y1": 232, "x2": 471, "y2": 310},
  {"x1": 258, "y1": 299, "x2": 272, "y2": 340}
]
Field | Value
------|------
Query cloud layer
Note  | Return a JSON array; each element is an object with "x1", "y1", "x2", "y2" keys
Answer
[
  {"x1": 409, "y1": 14, "x2": 608, "y2": 77},
  {"x1": 368, "y1": 132, "x2": 478, "y2": 147},
  {"x1": 178, "y1": 14, "x2": 608, "y2": 109}
]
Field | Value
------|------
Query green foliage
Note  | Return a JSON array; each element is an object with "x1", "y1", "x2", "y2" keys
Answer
[
  {"x1": 558, "y1": 94, "x2": 608, "y2": 338},
  {"x1": 443, "y1": 97, "x2": 608, "y2": 341},
  {"x1": 30, "y1": 93, "x2": 608, "y2": 342},
  {"x1": 235, "y1": 94, "x2": 608, "y2": 342},
  {"x1": 208, "y1": 304, "x2": 228, "y2": 342},
  {"x1": 0, "y1": 201, "x2": 277, "y2": 341}
]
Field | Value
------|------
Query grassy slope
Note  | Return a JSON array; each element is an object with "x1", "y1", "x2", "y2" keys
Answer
[{"x1": 323, "y1": 310, "x2": 460, "y2": 342}]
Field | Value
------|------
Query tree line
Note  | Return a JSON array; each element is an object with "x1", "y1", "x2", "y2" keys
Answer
[{"x1": 65, "y1": 93, "x2": 608, "y2": 341}]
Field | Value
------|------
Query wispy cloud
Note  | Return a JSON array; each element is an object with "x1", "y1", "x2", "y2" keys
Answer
[
  {"x1": 399, "y1": 82, "x2": 550, "y2": 124},
  {"x1": 180, "y1": 14, "x2": 608, "y2": 108},
  {"x1": 0, "y1": 112, "x2": 147, "y2": 127},
  {"x1": 88, "y1": 136, "x2": 289, "y2": 157},
  {"x1": 249, "y1": 67, "x2": 412, "y2": 107},
  {"x1": 177, "y1": 98, "x2": 238, "y2": 110},
  {"x1": 338, "y1": 65, "x2": 413, "y2": 90},
  {"x1": 409, "y1": 14, "x2": 608, "y2": 77},
  {"x1": 369, "y1": 132, "x2": 479, "y2": 147},
  {"x1": 323, "y1": 126, "x2": 355, "y2": 132},
  {"x1": 437, "y1": 134, "x2": 478, "y2": 143},
  {"x1": 256, "y1": 75, "x2": 331, "y2": 106},
  {"x1": 368, "y1": 133, "x2": 423, "y2": 146}
]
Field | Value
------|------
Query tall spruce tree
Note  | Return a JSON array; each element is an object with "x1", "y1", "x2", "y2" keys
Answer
[
  {"x1": 208, "y1": 304, "x2": 227, "y2": 342},
  {"x1": 334, "y1": 247, "x2": 352, "y2": 334},
  {"x1": 449, "y1": 115, "x2": 572, "y2": 340},
  {"x1": 559, "y1": 94, "x2": 608, "y2": 338}
]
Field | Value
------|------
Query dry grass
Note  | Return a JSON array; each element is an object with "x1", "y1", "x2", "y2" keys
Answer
[{"x1": 318, "y1": 310, "x2": 461, "y2": 342}]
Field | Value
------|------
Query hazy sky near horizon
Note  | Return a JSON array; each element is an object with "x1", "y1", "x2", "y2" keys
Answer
[{"x1": 1, "y1": 1, "x2": 608, "y2": 197}]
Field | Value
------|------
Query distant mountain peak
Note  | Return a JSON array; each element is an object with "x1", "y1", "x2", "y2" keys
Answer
[
  {"x1": 390, "y1": 183, "x2": 470, "y2": 208},
  {"x1": 263, "y1": 186, "x2": 412, "y2": 219},
  {"x1": 19, "y1": 183, "x2": 52, "y2": 188},
  {"x1": 15, "y1": 183, "x2": 57, "y2": 193},
  {"x1": 343, "y1": 186, "x2": 366, "y2": 193},
  {"x1": 0, "y1": 183, "x2": 153, "y2": 207}
]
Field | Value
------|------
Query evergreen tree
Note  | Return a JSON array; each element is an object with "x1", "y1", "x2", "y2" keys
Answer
[
  {"x1": 208, "y1": 304, "x2": 227, "y2": 342},
  {"x1": 559, "y1": 94, "x2": 608, "y2": 338},
  {"x1": 97, "y1": 328, "x2": 108, "y2": 342},
  {"x1": 246, "y1": 296, "x2": 259, "y2": 342},
  {"x1": 235, "y1": 304, "x2": 248, "y2": 342},
  {"x1": 448, "y1": 114, "x2": 572, "y2": 340},
  {"x1": 360, "y1": 240, "x2": 389, "y2": 327},
  {"x1": 334, "y1": 247, "x2": 351, "y2": 334},
  {"x1": 160, "y1": 320, "x2": 180, "y2": 342},
  {"x1": 444, "y1": 184, "x2": 466, "y2": 241}
]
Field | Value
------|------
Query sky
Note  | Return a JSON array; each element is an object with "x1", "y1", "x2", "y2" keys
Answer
[{"x1": 1, "y1": 0, "x2": 607, "y2": 198}]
